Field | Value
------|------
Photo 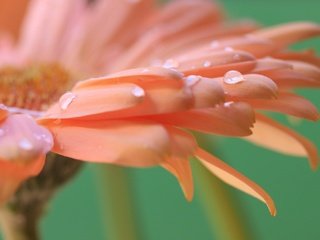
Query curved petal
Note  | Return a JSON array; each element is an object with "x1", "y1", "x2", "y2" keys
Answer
[
  {"x1": 185, "y1": 76, "x2": 225, "y2": 108},
  {"x1": 247, "y1": 92, "x2": 319, "y2": 121},
  {"x1": 43, "y1": 83, "x2": 146, "y2": 119},
  {"x1": 252, "y1": 22, "x2": 320, "y2": 48},
  {"x1": 245, "y1": 113, "x2": 319, "y2": 170},
  {"x1": 44, "y1": 119, "x2": 171, "y2": 167},
  {"x1": 0, "y1": 114, "x2": 53, "y2": 164},
  {"x1": 195, "y1": 148, "x2": 276, "y2": 216},
  {"x1": 0, "y1": 114, "x2": 52, "y2": 205},
  {"x1": 149, "y1": 102, "x2": 255, "y2": 136},
  {"x1": 74, "y1": 67, "x2": 184, "y2": 90},
  {"x1": 176, "y1": 50, "x2": 256, "y2": 77},
  {"x1": 161, "y1": 158, "x2": 194, "y2": 201},
  {"x1": 221, "y1": 73, "x2": 278, "y2": 99}
]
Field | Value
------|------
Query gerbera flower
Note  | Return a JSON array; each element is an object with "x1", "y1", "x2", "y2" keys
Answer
[{"x1": 0, "y1": 0, "x2": 319, "y2": 218}]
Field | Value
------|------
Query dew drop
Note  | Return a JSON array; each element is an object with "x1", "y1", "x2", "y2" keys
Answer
[
  {"x1": 141, "y1": 68, "x2": 150, "y2": 73},
  {"x1": 19, "y1": 139, "x2": 33, "y2": 151},
  {"x1": 163, "y1": 59, "x2": 179, "y2": 69},
  {"x1": 224, "y1": 47, "x2": 234, "y2": 52},
  {"x1": 59, "y1": 91, "x2": 76, "y2": 110},
  {"x1": 185, "y1": 75, "x2": 201, "y2": 86},
  {"x1": 210, "y1": 40, "x2": 220, "y2": 48},
  {"x1": 224, "y1": 101, "x2": 234, "y2": 107},
  {"x1": 132, "y1": 86, "x2": 145, "y2": 97},
  {"x1": 203, "y1": 61, "x2": 212, "y2": 68},
  {"x1": 223, "y1": 70, "x2": 244, "y2": 84}
]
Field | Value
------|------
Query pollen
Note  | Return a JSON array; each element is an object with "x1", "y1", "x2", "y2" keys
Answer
[{"x1": 0, "y1": 64, "x2": 72, "y2": 111}]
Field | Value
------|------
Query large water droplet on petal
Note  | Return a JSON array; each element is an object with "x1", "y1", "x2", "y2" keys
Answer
[
  {"x1": 132, "y1": 86, "x2": 145, "y2": 98},
  {"x1": 223, "y1": 70, "x2": 245, "y2": 84},
  {"x1": 59, "y1": 91, "x2": 76, "y2": 110}
]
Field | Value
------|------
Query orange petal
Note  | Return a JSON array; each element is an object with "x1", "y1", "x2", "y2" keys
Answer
[
  {"x1": 273, "y1": 50, "x2": 320, "y2": 67},
  {"x1": 177, "y1": 50, "x2": 256, "y2": 77},
  {"x1": 195, "y1": 148, "x2": 276, "y2": 216},
  {"x1": 245, "y1": 113, "x2": 319, "y2": 170},
  {"x1": 44, "y1": 119, "x2": 171, "y2": 167},
  {"x1": 0, "y1": 104, "x2": 8, "y2": 121},
  {"x1": 263, "y1": 69, "x2": 320, "y2": 89},
  {"x1": 221, "y1": 73, "x2": 278, "y2": 100},
  {"x1": 74, "y1": 67, "x2": 184, "y2": 90},
  {"x1": 43, "y1": 83, "x2": 145, "y2": 119},
  {"x1": 247, "y1": 92, "x2": 319, "y2": 121},
  {"x1": 149, "y1": 102, "x2": 255, "y2": 136},
  {"x1": 161, "y1": 158, "x2": 194, "y2": 201},
  {"x1": 253, "y1": 58, "x2": 293, "y2": 74},
  {"x1": 0, "y1": 0, "x2": 29, "y2": 40},
  {"x1": 252, "y1": 22, "x2": 320, "y2": 48},
  {"x1": 0, "y1": 155, "x2": 44, "y2": 205},
  {"x1": 184, "y1": 76, "x2": 225, "y2": 108}
]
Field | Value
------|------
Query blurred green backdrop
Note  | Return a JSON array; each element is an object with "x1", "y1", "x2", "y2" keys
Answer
[{"x1": 4, "y1": 1, "x2": 320, "y2": 240}]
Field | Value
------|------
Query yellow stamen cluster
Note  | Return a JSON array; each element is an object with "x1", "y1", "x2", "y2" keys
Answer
[{"x1": 0, "y1": 64, "x2": 72, "y2": 111}]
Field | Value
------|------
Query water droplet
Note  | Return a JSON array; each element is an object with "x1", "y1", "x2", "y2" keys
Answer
[
  {"x1": 132, "y1": 86, "x2": 145, "y2": 97},
  {"x1": 233, "y1": 53, "x2": 241, "y2": 61},
  {"x1": 224, "y1": 101, "x2": 234, "y2": 107},
  {"x1": 163, "y1": 59, "x2": 179, "y2": 69},
  {"x1": 223, "y1": 70, "x2": 244, "y2": 84},
  {"x1": 210, "y1": 40, "x2": 220, "y2": 48},
  {"x1": 203, "y1": 61, "x2": 212, "y2": 67},
  {"x1": 19, "y1": 139, "x2": 33, "y2": 151},
  {"x1": 185, "y1": 75, "x2": 201, "y2": 86},
  {"x1": 59, "y1": 91, "x2": 76, "y2": 110},
  {"x1": 224, "y1": 47, "x2": 234, "y2": 52},
  {"x1": 141, "y1": 68, "x2": 150, "y2": 73}
]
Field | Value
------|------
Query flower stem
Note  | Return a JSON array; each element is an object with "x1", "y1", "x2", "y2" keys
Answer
[
  {"x1": 96, "y1": 165, "x2": 140, "y2": 240},
  {"x1": 0, "y1": 205, "x2": 41, "y2": 240}
]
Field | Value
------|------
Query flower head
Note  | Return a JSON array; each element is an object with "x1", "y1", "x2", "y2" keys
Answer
[{"x1": 0, "y1": 0, "x2": 319, "y2": 216}]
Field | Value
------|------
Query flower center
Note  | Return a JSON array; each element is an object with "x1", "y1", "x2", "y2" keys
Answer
[{"x1": 0, "y1": 64, "x2": 72, "y2": 112}]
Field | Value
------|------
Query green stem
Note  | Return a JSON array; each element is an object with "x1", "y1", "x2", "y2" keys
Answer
[{"x1": 96, "y1": 165, "x2": 140, "y2": 240}]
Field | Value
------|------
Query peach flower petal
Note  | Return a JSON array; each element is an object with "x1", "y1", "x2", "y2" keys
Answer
[
  {"x1": 247, "y1": 92, "x2": 319, "y2": 121},
  {"x1": 252, "y1": 22, "x2": 320, "y2": 49},
  {"x1": 221, "y1": 73, "x2": 278, "y2": 99},
  {"x1": 245, "y1": 113, "x2": 319, "y2": 170},
  {"x1": 149, "y1": 102, "x2": 255, "y2": 136},
  {"x1": 45, "y1": 119, "x2": 171, "y2": 167},
  {"x1": 44, "y1": 83, "x2": 146, "y2": 119},
  {"x1": 161, "y1": 158, "x2": 194, "y2": 201},
  {"x1": 195, "y1": 148, "x2": 276, "y2": 216}
]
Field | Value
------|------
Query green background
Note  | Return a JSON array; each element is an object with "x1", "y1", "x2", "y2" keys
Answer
[{"x1": 4, "y1": 1, "x2": 320, "y2": 240}]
